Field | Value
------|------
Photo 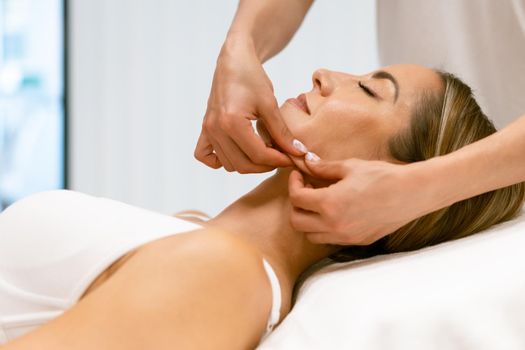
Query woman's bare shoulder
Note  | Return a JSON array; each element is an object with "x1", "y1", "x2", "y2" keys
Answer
[
  {"x1": 7, "y1": 228, "x2": 273, "y2": 350},
  {"x1": 81, "y1": 226, "x2": 259, "y2": 300},
  {"x1": 136, "y1": 227, "x2": 264, "y2": 268}
]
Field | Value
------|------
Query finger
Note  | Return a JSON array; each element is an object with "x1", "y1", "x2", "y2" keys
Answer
[
  {"x1": 229, "y1": 117, "x2": 292, "y2": 168},
  {"x1": 286, "y1": 153, "x2": 316, "y2": 178},
  {"x1": 255, "y1": 120, "x2": 272, "y2": 147},
  {"x1": 288, "y1": 170, "x2": 328, "y2": 212},
  {"x1": 258, "y1": 97, "x2": 303, "y2": 157},
  {"x1": 215, "y1": 133, "x2": 276, "y2": 173},
  {"x1": 305, "y1": 158, "x2": 348, "y2": 180},
  {"x1": 289, "y1": 207, "x2": 330, "y2": 233},
  {"x1": 288, "y1": 169, "x2": 305, "y2": 189},
  {"x1": 207, "y1": 134, "x2": 235, "y2": 172},
  {"x1": 194, "y1": 131, "x2": 222, "y2": 169}
]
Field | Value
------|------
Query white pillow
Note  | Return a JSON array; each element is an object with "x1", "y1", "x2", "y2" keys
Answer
[{"x1": 258, "y1": 209, "x2": 525, "y2": 350}]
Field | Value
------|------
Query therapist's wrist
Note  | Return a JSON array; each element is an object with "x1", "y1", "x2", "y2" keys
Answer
[
  {"x1": 406, "y1": 156, "x2": 461, "y2": 216},
  {"x1": 224, "y1": 29, "x2": 269, "y2": 63},
  {"x1": 400, "y1": 158, "x2": 455, "y2": 219}
]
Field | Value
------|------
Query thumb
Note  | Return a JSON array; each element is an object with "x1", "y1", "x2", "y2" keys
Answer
[
  {"x1": 305, "y1": 158, "x2": 348, "y2": 180},
  {"x1": 258, "y1": 97, "x2": 303, "y2": 157}
]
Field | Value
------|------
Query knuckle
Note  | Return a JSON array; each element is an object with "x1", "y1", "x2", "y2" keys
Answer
[
  {"x1": 331, "y1": 201, "x2": 346, "y2": 218},
  {"x1": 250, "y1": 152, "x2": 265, "y2": 165},
  {"x1": 325, "y1": 213, "x2": 346, "y2": 233},
  {"x1": 236, "y1": 165, "x2": 251, "y2": 174},
  {"x1": 218, "y1": 114, "x2": 234, "y2": 132},
  {"x1": 319, "y1": 197, "x2": 336, "y2": 217},
  {"x1": 193, "y1": 148, "x2": 202, "y2": 161},
  {"x1": 203, "y1": 117, "x2": 216, "y2": 133},
  {"x1": 318, "y1": 201, "x2": 331, "y2": 217},
  {"x1": 221, "y1": 161, "x2": 233, "y2": 172}
]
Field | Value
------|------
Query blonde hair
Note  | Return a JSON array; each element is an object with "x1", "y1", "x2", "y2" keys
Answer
[{"x1": 332, "y1": 71, "x2": 525, "y2": 261}]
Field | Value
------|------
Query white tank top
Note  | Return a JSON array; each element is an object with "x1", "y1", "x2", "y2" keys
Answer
[
  {"x1": 377, "y1": 0, "x2": 525, "y2": 129},
  {"x1": 0, "y1": 190, "x2": 281, "y2": 344}
]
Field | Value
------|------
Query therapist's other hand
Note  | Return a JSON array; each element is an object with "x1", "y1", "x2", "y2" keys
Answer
[
  {"x1": 289, "y1": 158, "x2": 433, "y2": 245},
  {"x1": 195, "y1": 36, "x2": 302, "y2": 173}
]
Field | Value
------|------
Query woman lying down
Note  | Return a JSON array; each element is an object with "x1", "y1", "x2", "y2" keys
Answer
[{"x1": 1, "y1": 64, "x2": 524, "y2": 349}]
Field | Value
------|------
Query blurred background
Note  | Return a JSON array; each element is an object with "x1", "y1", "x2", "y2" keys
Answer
[
  {"x1": 0, "y1": 0, "x2": 379, "y2": 215},
  {"x1": 0, "y1": 0, "x2": 65, "y2": 209}
]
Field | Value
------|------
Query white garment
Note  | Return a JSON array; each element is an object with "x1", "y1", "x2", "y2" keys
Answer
[
  {"x1": 0, "y1": 190, "x2": 281, "y2": 345},
  {"x1": 378, "y1": 0, "x2": 525, "y2": 129}
]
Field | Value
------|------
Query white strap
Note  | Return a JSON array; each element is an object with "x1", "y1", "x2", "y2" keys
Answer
[{"x1": 261, "y1": 259, "x2": 281, "y2": 340}]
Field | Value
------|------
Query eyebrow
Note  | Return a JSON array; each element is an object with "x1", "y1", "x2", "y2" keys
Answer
[{"x1": 371, "y1": 70, "x2": 399, "y2": 103}]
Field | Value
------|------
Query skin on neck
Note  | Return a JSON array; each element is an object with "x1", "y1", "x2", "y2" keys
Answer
[{"x1": 207, "y1": 168, "x2": 339, "y2": 295}]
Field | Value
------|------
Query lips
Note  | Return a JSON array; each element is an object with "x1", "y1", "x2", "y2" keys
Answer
[
  {"x1": 286, "y1": 93, "x2": 310, "y2": 115},
  {"x1": 297, "y1": 93, "x2": 310, "y2": 114}
]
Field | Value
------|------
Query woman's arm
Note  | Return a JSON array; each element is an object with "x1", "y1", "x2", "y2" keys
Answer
[
  {"x1": 194, "y1": 0, "x2": 314, "y2": 173},
  {"x1": 289, "y1": 114, "x2": 525, "y2": 245},
  {"x1": 5, "y1": 231, "x2": 273, "y2": 350}
]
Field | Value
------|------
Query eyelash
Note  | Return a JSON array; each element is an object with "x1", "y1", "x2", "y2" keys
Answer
[{"x1": 358, "y1": 81, "x2": 376, "y2": 98}]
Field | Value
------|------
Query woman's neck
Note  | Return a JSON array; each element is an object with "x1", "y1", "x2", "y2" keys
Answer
[{"x1": 207, "y1": 168, "x2": 338, "y2": 292}]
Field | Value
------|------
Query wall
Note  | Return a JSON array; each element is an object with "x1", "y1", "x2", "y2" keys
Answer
[{"x1": 70, "y1": 0, "x2": 379, "y2": 215}]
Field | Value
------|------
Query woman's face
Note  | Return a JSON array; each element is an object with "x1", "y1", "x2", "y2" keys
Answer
[{"x1": 279, "y1": 64, "x2": 443, "y2": 162}]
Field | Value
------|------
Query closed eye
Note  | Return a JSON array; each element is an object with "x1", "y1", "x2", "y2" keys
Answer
[{"x1": 358, "y1": 81, "x2": 376, "y2": 98}]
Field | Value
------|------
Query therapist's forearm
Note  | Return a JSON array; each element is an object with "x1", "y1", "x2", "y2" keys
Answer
[
  {"x1": 226, "y1": 0, "x2": 314, "y2": 62},
  {"x1": 422, "y1": 114, "x2": 525, "y2": 209}
]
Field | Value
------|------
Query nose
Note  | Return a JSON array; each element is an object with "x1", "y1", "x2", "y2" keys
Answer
[{"x1": 312, "y1": 69, "x2": 354, "y2": 97}]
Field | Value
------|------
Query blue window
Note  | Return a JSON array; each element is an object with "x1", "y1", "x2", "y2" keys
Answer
[{"x1": 0, "y1": 0, "x2": 66, "y2": 210}]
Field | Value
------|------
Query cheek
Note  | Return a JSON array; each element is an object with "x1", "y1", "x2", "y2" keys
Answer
[
  {"x1": 280, "y1": 100, "x2": 396, "y2": 161},
  {"x1": 279, "y1": 103, "x2": 320, "y2": 147},
  {"x1": 309, "y1": 104, "x2": 386, "y2": 159}
]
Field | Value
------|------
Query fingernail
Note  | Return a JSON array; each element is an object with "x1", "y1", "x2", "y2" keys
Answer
[
  {"x1": 292, "y1": 139, "x2": 308, "y2": 154},
  {"x1": 306, "y1": 152, "x2": 320, "y2": 162}
]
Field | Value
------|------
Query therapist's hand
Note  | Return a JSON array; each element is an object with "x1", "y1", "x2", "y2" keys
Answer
[
  {"x1": 288, "y1": 158, "x2": 438, "y2": 245},
  {"x1": 195, "y1": 35, "x2": 302, "y2": 173}
]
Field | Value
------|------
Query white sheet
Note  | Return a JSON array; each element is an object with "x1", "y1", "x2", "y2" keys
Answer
[{"x1": 258, "y1": 209, "x2": 525, "y2": 349}]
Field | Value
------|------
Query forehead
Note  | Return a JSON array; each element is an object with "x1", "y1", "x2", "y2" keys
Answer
[{"x1": 382, "y1": 64, "x2": 443, "y2": 107}]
